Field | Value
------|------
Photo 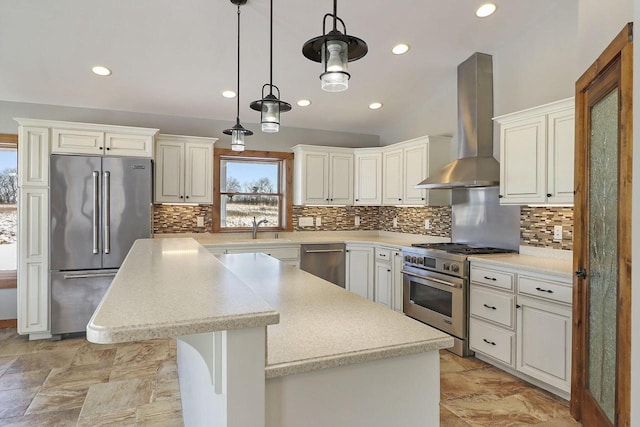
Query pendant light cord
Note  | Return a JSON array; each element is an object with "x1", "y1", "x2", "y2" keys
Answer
[
  {"x1": 332, "y1": 0, "x2": 338, "y2": 32},
  {"x1": 236, "y1": 4, "x2": 241, "y2": 124},
  {"x1": 269, "y1": 0, "x2": 273, "y2": 91}
]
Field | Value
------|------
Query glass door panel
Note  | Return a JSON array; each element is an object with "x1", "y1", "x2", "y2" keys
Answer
[{"x1": 587, "y1": 88, "x2": 618, "y2": 424}]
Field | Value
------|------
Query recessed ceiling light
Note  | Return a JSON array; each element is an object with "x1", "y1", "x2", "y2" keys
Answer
[
  {"x1": 91, "y1": 66, "x2": 111, "y2": 76},
  {"x1": 476, "y1": 3, "x2": 497, "y2": 18},
  {"x1": 297, "y1": 99, "x2": 312, "y2": 107},
  {"x1": 368, "y1": 102, "x2": 383, "y2": 110},
  {"x1": 392, "y1": 43, "x2": 410, "y2": 55},
  {"x1": 222, "y1": 90, "x2": 237, "y2": 98}
]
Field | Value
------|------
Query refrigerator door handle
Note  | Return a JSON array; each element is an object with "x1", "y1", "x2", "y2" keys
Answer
[
  {"x1": 92, "y1": 171, "x2": 100, "y2": 254},
  {"x1": 104, "y1": 171, "x2": 111, "y2": 254},
  {"x1": 63, "y1": 272, "x2": 117, "y2": 280}
]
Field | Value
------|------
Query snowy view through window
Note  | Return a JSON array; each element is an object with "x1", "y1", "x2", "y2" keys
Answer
[
  {"x1": 0, "y1": 148, "x2": 17, "y2": 272},
  {"x1": 220, "y1": 159, "x2": 281, "y2": 228}
]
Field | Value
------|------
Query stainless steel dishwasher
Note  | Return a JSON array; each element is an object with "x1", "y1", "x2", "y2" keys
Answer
[{"x1": 299, "y1": 243, "x2": 346, "y2": 287}]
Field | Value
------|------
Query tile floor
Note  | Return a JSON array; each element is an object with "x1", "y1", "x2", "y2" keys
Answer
[{"x1": 0, "y1": 328, "x2": 579, "y2": 426}]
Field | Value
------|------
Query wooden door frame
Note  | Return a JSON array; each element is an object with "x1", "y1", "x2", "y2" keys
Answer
[{"x1": 572, "y1": 23, "x2": 632, "y2": 426}]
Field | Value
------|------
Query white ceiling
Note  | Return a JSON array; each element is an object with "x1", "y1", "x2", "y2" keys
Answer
[{"x1": 0, "y1": 0, "x2": 567, "y2": 137}]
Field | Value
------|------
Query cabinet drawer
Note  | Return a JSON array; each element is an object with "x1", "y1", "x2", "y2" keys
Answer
[
  {"x1": 375, "y1": 248, "x2": 392, "y2": 262},
  {"x1": 470, "y1": 266, "x2": 514, "y2": 291},
  {"x1": 227, "y1": 246, "x2": 300, "y2": 261},
  {"x1": 518, "y1": 275, "x2": 571, "y2": 305},
  {"x1": 470, "y1": 318, "x2": 515, "y2": 367},
  {"x1": 470, "y1": 286, "x2": 515, "y2": 328}
]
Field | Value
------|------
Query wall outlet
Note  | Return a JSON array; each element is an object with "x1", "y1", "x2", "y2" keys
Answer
[
  {"x1": 553, "y1": 225, "x2": 563, "y2": 241},
  {"x1": 424, "y1": 219, "x2": 431, "y2": 230},
  {"x1": 393, "y1": 217, "x2": 398, "y2": 228},
  {"x1": 354, "y1": 215, "x2": 360, "y2": 227},
  {"x1": 316, "y1": 216, "x2": 322, "y2": 227},
  {"x1": 196, "y1": 216, "x2": 205, "y2": 227},
  {"x1": 299, "y1": 217, "x2": 314, "y2": 227}
]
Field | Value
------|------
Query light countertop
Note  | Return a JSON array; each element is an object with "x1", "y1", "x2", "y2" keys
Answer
[
  {"x1": 217, "y1": 252, "x2": 454, "y2": 378},
  {"x1": 467, "y1": 253, "x2": 573, "y2": 279},
  {"x1": 86, "y1": 238, "x2": 280, "y2": 344}
]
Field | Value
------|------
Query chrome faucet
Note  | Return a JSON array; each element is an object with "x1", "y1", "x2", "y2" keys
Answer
[{"x1": 252, "y1": 217, "x2": 268, "y2": 239}]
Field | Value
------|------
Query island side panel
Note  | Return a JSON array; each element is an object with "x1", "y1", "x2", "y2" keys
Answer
[
  {"x1": 177, "y1": 327, "x2": 267, "y2": 427},
  {"x1": 265, "y1": 350, "x2": 440, "y2": 427}
]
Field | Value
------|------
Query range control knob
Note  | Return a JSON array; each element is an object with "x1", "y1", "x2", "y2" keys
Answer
[
  {"x1": 451, "y1": 264, "x2": 460, "y2": 273},
  {"x1": 404, "y1": 255, "x2": 411, "y2": 262},
  {"x1": 443, "y1": 263, "x2": 450, "y2": 271},
  {"x1": 417, "y1": 258, "x2": 424, "y2": 265}
]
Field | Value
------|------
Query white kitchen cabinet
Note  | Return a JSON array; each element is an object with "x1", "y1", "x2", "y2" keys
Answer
[
  {"x1": 17, "y1": 125, "x2": 49, "y2": 187},
  {"x1": 50, "y1": 124, "x2": 157, "y2": 157},
  {"x1": 154, "y1": 134, "x2": 216, "y2": 204},
  {"x1": 291, "y1": 145, "x2": 353, "y2": 205},
  {"x1": 346, "y1": 244, "x2": 374, "y2": 300},
  {"x1": 374, "y1": 248, "x2": 393, "y2": 308},
  {"x1": 353, "y1": 149, "x2": 382, "y2": 205},
  {"x1": 495, "y1": 98, "x2": 574, "y2": 205},
  {"x1": 17, "y1": 188, "x2": 49, "y2": 334},
  {"x1": 382, "y1": 136, "x2": 451, "y2": 206},
  {"x1": 469, "y1": 260, "x2": 572, "y2": 399},
  {"x1": 516, "y1": 295, "x2": 572, "y2": 393}
]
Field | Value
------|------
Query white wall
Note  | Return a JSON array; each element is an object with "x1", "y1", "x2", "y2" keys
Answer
[
  {"x1": 0, "y1": 100, "x2": 380, "y2": 151},
  {"x1": 0, "y1": 289, "x2": 17, "y2": 320}
]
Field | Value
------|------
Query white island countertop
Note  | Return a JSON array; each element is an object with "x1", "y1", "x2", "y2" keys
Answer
[
  {"x1": 86, "y1": 238, "x2": 280, "y2": 344},
  {"x1": 217, "y1": 252, "x2": 453, "y2": 378}
]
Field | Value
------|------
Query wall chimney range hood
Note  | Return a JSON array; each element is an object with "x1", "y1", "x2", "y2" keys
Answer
[{"x1": 416, "y1": 52, "x2": 500, "y2": 189}]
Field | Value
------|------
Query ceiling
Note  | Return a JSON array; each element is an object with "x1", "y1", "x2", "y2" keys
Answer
[{"x1": 0, "y1": 0, "x2": 567, "y2": 137}]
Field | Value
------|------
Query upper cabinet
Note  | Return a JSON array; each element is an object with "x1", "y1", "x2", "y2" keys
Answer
[
  {"x1": 155, "y1": 134, "x2": 217, "y2": 204},
  {"x1": 495, "y1": 98, "x2": 575, "y2": 205},
  {"x1": 382, "y1": 136, "x2": 451, "y2": 206},
  {"x1": 51, "y1": 124, "x2": 157, "y2": 157},
  {"x1": 292, "y1": 145, "x2": 354, "y2": 205},
  {"x1": 353, "y1": 149, "x2": 382, "y2": 205}
]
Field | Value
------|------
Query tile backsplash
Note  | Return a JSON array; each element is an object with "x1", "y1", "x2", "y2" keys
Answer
[{"x1": 153, "y1": 204, "x2": 574, "y2": 250}]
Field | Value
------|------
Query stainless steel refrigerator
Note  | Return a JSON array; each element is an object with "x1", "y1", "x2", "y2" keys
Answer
[{"x1": 49, "y1": 155, "x2": 152, "y2": 335}]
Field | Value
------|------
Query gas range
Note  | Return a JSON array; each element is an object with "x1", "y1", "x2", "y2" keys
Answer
[{"x1": 403, "y1": 243, "x2": 515, "y2": 278}]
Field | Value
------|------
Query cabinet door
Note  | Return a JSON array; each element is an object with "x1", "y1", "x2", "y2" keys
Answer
[
  {"x1": 184, "y1": 142, "x2": 213, "y2": 204},
  {"x1": 382, "y1": 149, "x2": 403, "y2": 204},
  {"x1": 499, "y1": 117, "x2": 547, "y2": 204},
  {"x1": 403, "y1": 144, "x2": 427, "y2": 204},
  {"x1": 155, "y1": 141, "x2": 185, "y2": 203},
  {"x1": 346, "y1": 246, "x2": 374, "y2": 300},
  {"x1": 105, "y1": 133, "x2": 154, "y2": 158},
  {"x1": 17, "y1": 188, "x2": 49, "y2": 334},
  {"x1": 374, "y1": 262, "x2": 393, "y2": 308},
  {"x1": 354, "y1": 152, "x2": 382, "y2": 205},
  {"x1": 516, "y1": 295, "x2": 571, "y2": 393},
  {"x1": 301, "y1": 152, "x2": 329, "y2": 204},
  {"x1": 51, "y1": 128, "x2": 104, "y2": 155},
  {"x1": 392, "y1": 250, "x2": 404, "y2": 312},
  {"x1": 329, "y1": 153, "x2": 353, "y2": 204},
  {"x1": 18, "y1": 126, "x2": 49, "y2": 187},
  {"x1": 546, "y1": 110, "x2": 575, "y2": 204}
]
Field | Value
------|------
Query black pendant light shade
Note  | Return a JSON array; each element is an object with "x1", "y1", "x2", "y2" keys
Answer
[
  {"x1": 223, "y1": 0, "x2": 252, "y2": 151},
  {"x1": 302, "y1": 0, "x2": 368, "y2": 92},
  {"x1": 250, "y1": 0, "x2": 291, "y2": 133}
]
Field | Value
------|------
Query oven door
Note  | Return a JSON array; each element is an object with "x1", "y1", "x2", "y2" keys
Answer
[{"x1": 402, "y1": 267, "x2": 466, "y2": 339}]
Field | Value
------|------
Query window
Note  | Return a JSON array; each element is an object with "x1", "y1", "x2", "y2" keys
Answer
[
  {"x1": 213, "y1": 149, "x2": 293, "y2": 232},
  {"x1": 0, "y1": 134, "x2": 18, "y2": 289}
]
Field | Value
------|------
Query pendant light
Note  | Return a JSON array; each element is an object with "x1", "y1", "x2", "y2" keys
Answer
[
  {"x1": 223, "y1": 0, "x2": 253, "y2": 151},
  {"x1": 250, "y1": 0, "x2": 291, "y2": 133},
  {"x1": 302, "y1": 0, "x2": 368, "y2": 92}
]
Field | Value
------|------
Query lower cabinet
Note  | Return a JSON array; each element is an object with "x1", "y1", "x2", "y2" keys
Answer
[
  {"x1": 469, "y1": 261, "x2": 572, "y2": 398},
  {"x1": 345, "y1": 245, "x2": 374, "y2": 300},
  {"x1": 374, "y1": 248, "x2": 393, "y2": 308}
]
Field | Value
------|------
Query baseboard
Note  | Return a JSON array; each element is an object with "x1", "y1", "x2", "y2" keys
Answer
[{"x1": 0, "y1": 319, "x2": 17, "y2": 329}]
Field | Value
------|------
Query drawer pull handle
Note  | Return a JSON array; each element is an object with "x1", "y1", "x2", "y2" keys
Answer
[
  {"x1": 483, "y1": 338, "x2": 496, "y2": 346},
  {"x1": 484, "y1": 276, "x2": 497, "y2": 281},
  {"x1": 483, "y1": 304, "x2": 497, "y2": 310},
  {"x1": 535, "y1": 287, "x2": 554, "y2": 294}
]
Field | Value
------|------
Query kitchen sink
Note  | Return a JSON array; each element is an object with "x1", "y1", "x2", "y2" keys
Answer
[{"x1": 222, "y1": 238, "x2": 292, "y2": 245}]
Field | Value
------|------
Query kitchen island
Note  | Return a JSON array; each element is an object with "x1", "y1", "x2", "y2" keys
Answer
[{"x1": 87, "y1": 238, "x2": 453, "y2": 427}]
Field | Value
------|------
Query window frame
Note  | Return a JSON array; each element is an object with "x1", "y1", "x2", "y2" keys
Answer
[
  {"x1": 0, "y1": 134, "x2": 18, "y2": 289},
  {"x1": 213, "y1": 148, "x2": 293, "y2": 233}
]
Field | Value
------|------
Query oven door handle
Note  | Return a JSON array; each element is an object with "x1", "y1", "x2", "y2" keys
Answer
[{"x1": 401, "y1": 270, "x2": 462, "y2": 288}]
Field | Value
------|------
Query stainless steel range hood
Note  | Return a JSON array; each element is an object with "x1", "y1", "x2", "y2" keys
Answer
[{"x1": 416, "y1": 52, "x2": 499, "y2": 189}]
